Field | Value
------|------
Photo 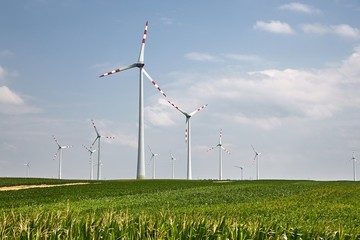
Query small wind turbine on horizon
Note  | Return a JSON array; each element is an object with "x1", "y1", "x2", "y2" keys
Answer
[
  {"x1": 83, "y1": 145, "x2": 96, "y2": 180},
  {"x1": 99, "y1": 21, "x2": 167, "y2": 180},
  {"x1": 91, "y1": 119, "x2": 114, "y2": 180},
  {"x1": 52, "y1": 135, "x2": 72, "y2": 179},
  {"x1": 351, "y1": 151, "x2": 357, "y2": 181},
  {"x1": 251, "y1": 145, "x2": 261, "y2": 180},
  {"x1": 170, "y1": 153, "x2": 176, "y2": 179},
  {"x1": 148, "y1": 146, "x2": 159, "y2": 179},
  {"x1": 167, "y1": 100, "x2": 208, "y2": 180},
  {"x1": 24, "y1": 161, "x2": 31, "y2": 178},
  {"x1": 234, "y1": 166, "x2": 244, "y2": 180},
  {"x1": 207, "y1": 129, "x2": 230, "y2": 180}
]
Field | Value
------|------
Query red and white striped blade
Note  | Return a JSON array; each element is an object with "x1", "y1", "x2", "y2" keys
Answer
[
  {"x1": 99, "y1": 63, "x2": 138, "y2": 78},
  {"x1": 221, "y1": 146, "x2": 230, "y2": 154},
  {"x1": 143, "y1": 69, "x2": 167, "y2": 97},
  {"x1": 138, "y1": 21, "x2": 148, "y2": 63},
  {"x1": 52, "y1": 135, "x2": 61, "y2": 148},
  {"x1": 53, "y1": 150, "x2": 59, "y2": 161},
  {"x1": 207, "y1": 146, "x2": 216, "y2": 152},
  {"x1": 91, "y1": 119, "x2": 101, "y2": 137},
  {"x1": 189, "y1": 104, "x2": 208, "y2": 117},
  {"x1": 167, "y1": 99, "x2": 187, "y2": 116}
]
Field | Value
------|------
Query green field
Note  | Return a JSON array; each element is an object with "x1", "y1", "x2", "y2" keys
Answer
[{"x1": 0, "y1": 178, "x2": 359, "y2": 239}]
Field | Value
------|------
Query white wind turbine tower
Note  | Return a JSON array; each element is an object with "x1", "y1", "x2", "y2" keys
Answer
[
  {"x1": 167, "y1": 100, "x2": 208, "y2": 180},
  {"x1": 351, "y1": 151, "x2": 357, "y2": 181},
  {"x1": 83, "y1": 145, "x2": 96, "y2": 180},
  {"x1": 251, "y1": 145, "x2": 261, "y2": 180},
  {"x1": 207, "y1": 129, "x2": 230, "y2": 180},
  {"x1": 148, "y1": 146, "x2": 159, "y2": 179},
  {"x1": 52, "y1": 135, "x2": 72, "y2": 179},
  {"x1": 24, "y1": 161, "x2": 31, "y2": 178},
  {"x1": 91, "y1": 119, "x2": 114, "y2": 180},
  {"x1": 99, "y1": 21, "x2": 167, "y2": 179},
  {"x1": 170, "y1": 153, "x2": 176, "y2": 179},
  {"x1": 234, "y1": 166, "x2": 244, "y2": 180}
]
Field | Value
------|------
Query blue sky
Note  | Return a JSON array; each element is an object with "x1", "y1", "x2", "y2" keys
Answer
[{"x1": 1, "y1": 0, "x2": 360, "y2": 180}]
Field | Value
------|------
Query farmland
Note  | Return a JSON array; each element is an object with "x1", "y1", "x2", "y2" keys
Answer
[{"x1": 0, "y1": 179, "x2": 359, "y2": 239}]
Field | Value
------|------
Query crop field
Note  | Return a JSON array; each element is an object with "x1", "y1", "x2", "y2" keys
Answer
[{"x1": 0, "y1": 179, "x2": 359, "y2": 239}]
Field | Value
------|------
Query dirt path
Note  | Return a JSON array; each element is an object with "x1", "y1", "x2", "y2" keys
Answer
[{"x1": 0, "y1": 182, "x2": 90, "y2": 191}]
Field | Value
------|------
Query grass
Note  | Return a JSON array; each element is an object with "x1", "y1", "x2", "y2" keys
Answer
[{"x1": 0, "y1": 178, "x2": 360, "y2": 239}]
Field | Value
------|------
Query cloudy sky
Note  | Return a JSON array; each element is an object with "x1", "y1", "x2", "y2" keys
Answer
[{"x1": 1, "y1": 0, "x2": 360, "y2": 180}]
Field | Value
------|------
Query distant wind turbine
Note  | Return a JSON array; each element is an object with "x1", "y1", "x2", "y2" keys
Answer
[
  {"x1": 99, "y1": 21, "x2": 167, "y2": 179},
  {"x1": 91, "y1": 119, "x2": 114, "y2": 180},
  {"x1": 207, "y1": 129, "x2": 230, "y2": 180},
  {"x1": 234, "y1": 166, "x2": 244, "y2": 180},
  {"x1": 167, "y1": 100, "x2": 208, "y2": 180},
  {"x1": 351, "y1": 151, "x2": 357, "y2": 181},
  {"x1": 170, "y1": 153, "x2": 176, "y2": 179},
  {"x1": 148, "y1": 146, "x2": 159, "y2": 179},
  {"x1": 251, "y1": 145, "x2": 261, "y2": 180},
  {"x1": 24, "y1": 161, "x2": 31, "y2": 178},
  {"x1": 52, "y1": 135, "x2": 72, "y2": 179},
  {"x1": 83, "y1": 145, "x2": 96, "y2": 180}
]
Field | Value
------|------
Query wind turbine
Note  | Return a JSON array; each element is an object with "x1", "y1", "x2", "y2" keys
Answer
[
  {"x1": 148, "y1": 146, "x2": 159, "y2": 179},
  {"x1": 234, "y1": 166, "x2": 244, "y2": 180},
  {"x1": 167, "y1": 100, "x2": 208, "y2": 180},
  {"x1": 99, "y1": 21, "x2": 167, "y2": 179},
  {"x1": 83, "y1": 145, "x2": 96, "y2": 180},
  {"x1": 24, "y1": 161, "x2": 31, "y2": 178},
  {"x1": 170, "y1": 153, "x2": 176, "y2": 179},
  {"x1": 351, "y1": 151, "x2": 357, "y2": 181},
  {"x1": 52, "y1": 135, "x2": 72, "y2": 179},
  {"x1": 91, "y1": 119, "x2": 114, "y2": 180},
  {"x1": 251, "y1": 145, "x2": 261, "y2": 180},
  {"x1": 207, "y1": 129, "x2": 230, "y2": 180}
]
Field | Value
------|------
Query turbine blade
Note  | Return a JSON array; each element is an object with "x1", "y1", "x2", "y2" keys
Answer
[
  {"x1": 99, "y1": 63, "x2": 138, "y2": 78},
  {"x1": 251, "y1": 145, "x2": 257, "y2": 154},
  {"x1": 83, "y1": 144, "x2": 91, "y2": 152},
  {"x1": 53, "y1": 150, "x2": 59, "y2": 161},
  {"x1": 91, "y1": 119, "x2": 101, "y2": 137},
  {"x1": 166, "y1": 99, "x2": 187, "y2": 116},
  {"x1": 91, "y1": 137, "x2": 98, "y2": 148},
  {"x1": 221, "y1": 146, "x2": 230, "y2": 154},
  {"x1": 52, "y1": 135, "x2": 61, "y2": 148},
  {"x1": 138, "y1": 21, "x2": 148, "y2": 63},
  {"x1": 189, "y1": 104, "x2": 208, "y2": 117},
  {"x1": 148, "y1": 145, "x2": 154, "y2": 155},
  {"x1": 207, "y1": 146, "x2": 216, "y2": 152},
  {"x1": 143, "y1": 68, "x2": 167, "y2": 97}
]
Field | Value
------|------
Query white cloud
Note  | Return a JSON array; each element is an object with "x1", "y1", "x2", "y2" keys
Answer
[
  {"x1": 0, "y1": 86, "x2": 41, "y2": 114},
  {"x1": 254, "y1": 21, "x2": 295, "y2": 34},
  {"x1": 0, "y1": 86, "x2": 24, "y2": 105},
  {"x1": 279, "y1": 2, "x2": 321, "y2": 14},
  {"x1": 175, "y1": 45, "x2": 360, "y2": 129},
  {"x1": 331, "y1": 24, "x2": 360, "y2": 39},
  {"x1": 185, "y1": 52, "x2": 222, "y2": 62},
  {"x1": 224, "y1": 54, "x2": 261, "y2": 62},
  {"x1": 301, "y1": 23, "x2": 360, "y2": 39},
  {"x1": 145, "y1": 98, "x2": 176, "y2": 127},
  {"x1": 301, "y1": 23, "x2": 329, "y2": 34}
]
